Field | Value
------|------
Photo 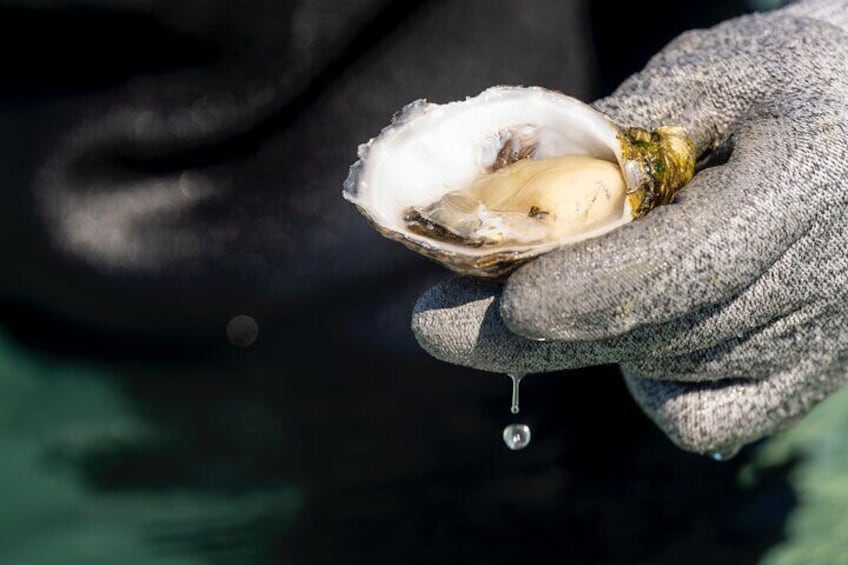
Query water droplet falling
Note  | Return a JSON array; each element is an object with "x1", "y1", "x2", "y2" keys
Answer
[
  {"x1": 502, "y1": 423, "x2": 531, "y2": 450},
  {"x1": 710, "y1": 445, "x2": 741, "y2": 462},
  {"x1": 508, "y1": 373, "x2": 524, "y2": 414}
]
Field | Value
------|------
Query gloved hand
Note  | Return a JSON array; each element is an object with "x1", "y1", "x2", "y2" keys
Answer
[{"x1": 411, "y1": 0, "x2": 848, "y2": 456}]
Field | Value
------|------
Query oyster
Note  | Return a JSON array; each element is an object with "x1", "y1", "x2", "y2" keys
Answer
[{"x1": 343, "y1": 86, "x2": 695, "y2": 278}]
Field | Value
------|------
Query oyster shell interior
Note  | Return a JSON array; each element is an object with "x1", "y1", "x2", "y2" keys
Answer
[
  {"x1": 404, "y1": 155, "x2": 627, "y2": 247},
  {"x1": 344, "y1": 87, "x2": 693, "y2": 277}
]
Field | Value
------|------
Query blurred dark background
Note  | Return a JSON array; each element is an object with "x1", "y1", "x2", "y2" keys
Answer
[{"x1": 3, "y1": 1, "x2": 840, "y2": 564}]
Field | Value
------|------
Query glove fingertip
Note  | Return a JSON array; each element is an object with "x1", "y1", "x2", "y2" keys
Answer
[
  {"x1": 410, "y1": 277, "x2": 500, "y2": 366},
  {"x1": 623, "y1": 371, "x2": 766, "y2": 456},
  {"x1": 499, "y1": 270, "x2": 548, "y2": 340},
  {"x1": 623, "y1": 374, "x2": 730, "y2": 455}
]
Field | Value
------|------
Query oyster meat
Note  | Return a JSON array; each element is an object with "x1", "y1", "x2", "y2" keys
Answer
[{"x1": 343, "y1": 86, "x2": 695, "y2": 277}]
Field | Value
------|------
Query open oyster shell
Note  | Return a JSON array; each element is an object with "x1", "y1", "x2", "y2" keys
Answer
[{"x1": 343, "y1": 86, "x2": 695, "y2": 278}]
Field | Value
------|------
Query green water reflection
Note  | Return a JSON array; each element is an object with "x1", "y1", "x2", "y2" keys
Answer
[{"x1": 0, "y1": 332, "x2": 302, "y2": 564}]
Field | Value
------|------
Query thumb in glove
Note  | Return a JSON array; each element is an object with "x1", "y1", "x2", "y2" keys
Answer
[{"x1": 412, "y1": 1, "x2": 848, "y2": 455}]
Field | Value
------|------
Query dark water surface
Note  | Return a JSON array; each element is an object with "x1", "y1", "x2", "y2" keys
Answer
[{"x1": 0, "y1": 325, "x2": 802, "y2": 564}]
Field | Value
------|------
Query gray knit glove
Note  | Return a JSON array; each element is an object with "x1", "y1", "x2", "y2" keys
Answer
[{"x1": 411, "y1": 0, "x2": 848, "y2": 456}]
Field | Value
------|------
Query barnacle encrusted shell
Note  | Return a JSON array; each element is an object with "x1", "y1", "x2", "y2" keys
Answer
[{"x1": 343, "y1": 86, "x2": 695, "y2": 278}]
